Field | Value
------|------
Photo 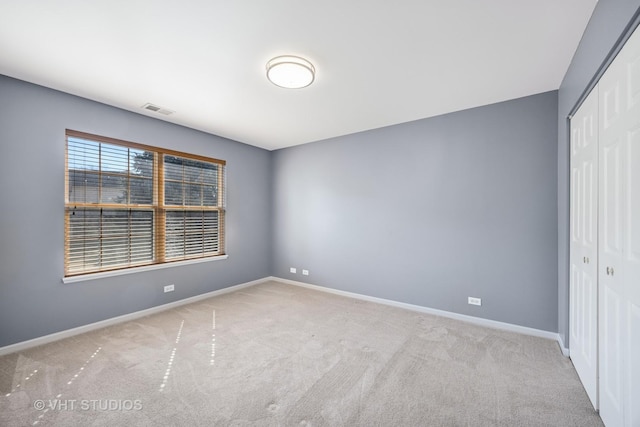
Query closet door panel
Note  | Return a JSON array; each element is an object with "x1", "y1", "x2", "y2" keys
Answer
[
  {"x1": 569, "y1": 87, "x2": 599, "y2": 409},
  {"x1": 629, "y1": 128, "x2": 640, "y2": 263},
  {"x1": 598, "y1": 22, "x2": 640, "y2": 426},
  {"x1": 623, "y1": 78, "x2": 640, "y2": 427},
  {"x1": 601, "y1": 141, "x2": 623, "y2": 257},
  {"x1": 600, "y1": 284, "x2": 623, "y2": 418},
  {"x1": 629, "y1": 304, "x2": 640, "y2": 427},
  {"x1": 599, "y1": 60, "x2": 627, "y2": 427},
  {"x1": 621, "y1": 30, "x2": 640, "y2": 427}
]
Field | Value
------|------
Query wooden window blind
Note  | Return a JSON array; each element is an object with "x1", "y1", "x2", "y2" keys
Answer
[{"x1": 64, "y1": 130, "x2": 226, "y2": 277}]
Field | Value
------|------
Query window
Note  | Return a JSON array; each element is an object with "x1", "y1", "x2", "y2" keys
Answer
[{"x1": 65, "y1": 130, "x2": 225, "y2": 277}]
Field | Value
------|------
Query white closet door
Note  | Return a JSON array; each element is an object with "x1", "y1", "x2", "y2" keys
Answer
[
  {"x1": 569, "y1": 87, "x2": 599, "y2": 410},
  {"x1": 598, "y1": 23, "x2": 640, "y2": 427}
]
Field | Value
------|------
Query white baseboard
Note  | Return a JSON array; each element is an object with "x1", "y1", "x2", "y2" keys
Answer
[
  {"x1": 557, "y1": 334, "x2": 570, "y2": 357},
  {"x1": 269, "y1": 276, "x2": 567, "y2": 354},
  {"x1": 0, "y1": 277, "x2": 270, "y2": 356},
  {"x1": 1, "y1": 275, "x2": 569, "y2": 358}
]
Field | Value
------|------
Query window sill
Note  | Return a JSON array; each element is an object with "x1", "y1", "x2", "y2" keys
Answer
[{"x1": 62, "y1": 255, "x2": 229, "y2": 284}]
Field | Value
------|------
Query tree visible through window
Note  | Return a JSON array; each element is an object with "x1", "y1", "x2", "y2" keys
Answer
[{"x1": 65, "y1": 130, "x2": 226, "y2": 277}]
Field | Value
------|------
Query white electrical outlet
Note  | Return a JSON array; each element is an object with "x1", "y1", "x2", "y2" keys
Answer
[
  {"x1": 468, "y1": 297, "x2": 481, "y2": 306},
  {"x1": 164, "y1": 284, "x2": 175, "y2": 293},
  {"x1": 290, "y1": 267, "x2": 297, "y2": 274},
  {"x1": 302, "y1": 269, "x2": 309, "y2": 276}
]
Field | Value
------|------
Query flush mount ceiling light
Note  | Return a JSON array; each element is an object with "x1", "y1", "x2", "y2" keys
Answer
[{"x1": 266, "y1": 55, "x2": 315, "y2": 89}]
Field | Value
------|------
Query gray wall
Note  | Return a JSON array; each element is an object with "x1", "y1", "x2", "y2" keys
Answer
[
  {"x1": 557, "y1": 0, "x2": 640, "y2": 348},
  {"x1": 0, "y1": 75, "x2": 272, "y2": 347},
  {"x1": 273, "y1": 91, "x2": 559, "y2": 332},
  {"x1": 7, "y1": 0, "x2": 639, "y2": 347}
]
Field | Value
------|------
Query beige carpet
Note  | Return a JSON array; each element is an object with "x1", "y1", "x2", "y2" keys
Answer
[{"x1": 0, "y1": 280, "x2": 602, "y2": 426}]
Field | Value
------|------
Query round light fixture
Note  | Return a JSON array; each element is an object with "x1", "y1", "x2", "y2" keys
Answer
[{"x1": 266, "y1": 55, "x2": 315, "y2": 89}]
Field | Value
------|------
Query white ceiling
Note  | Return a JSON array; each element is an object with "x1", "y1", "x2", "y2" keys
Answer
[{"x1": 0, "y1": 0, "x2": 598, "y2": 151}]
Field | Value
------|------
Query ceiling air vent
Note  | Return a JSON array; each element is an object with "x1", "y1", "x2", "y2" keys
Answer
[{"x1": 141, "y1": 103, "x2": 174, "y2": 115}]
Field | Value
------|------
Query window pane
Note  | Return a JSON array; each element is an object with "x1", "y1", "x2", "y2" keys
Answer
[
  {"x1": 131, "y1": 210, "x2": 154, "y2": 263},
  {"x1": 67, "y1": 139, "x2": 155, "y2": 206},
  {"x1": 165, "y1": 181, "x2": 183, "y2": 205},
  {"x1": 203, "y1": 185, "x2": 217, "y2": 206},
  {"x1": 203, "y1": 211, "x2": 219, "y2": 253},
  {"x1": 164, "y1": 156, "x2": 183, "y2": 181},
  {"x1": 68, "y1": 138, "x2": 100, "y2": 204},
  {"x1": 68, "y1": 209, "x2": 100, "y2": 273},
  {"x1": 129, "y1": 177, "x2": 153, "y2": 204},
  {"x1": 68, "y1": 171, "x2": 100, "y2": 203},
  {"x1": 184, "y1": 211, "x2": 204, "y2": 257},
  {"x1": 101, "y1": 210, "x2": 130, "y2": 267},
  {"x1": 183, "y1": 211, "x2": 203, "y2": 257},
  {"x1": 67, "y1": 208, "x2": 153, "y2": 274},
  {"x1": 184, "y1": 163, "x2": 204, "y2": 183},
  {"x1": 165, "y1": 210, "x2": 219, "y2": 260},
  {"x1": 68, "y1": 138, "x2": 100, "y2": 171},
  {"x1": 165, "y1": 211, "x2": 185, "y2": 259},
  {"x1": 101, "y1": 173, "x2": 127, "y2": 203},
  {"x1": 101, "y1": 143, "x2": 129, "y2": 172},
  {"x1": 185, "y1": 184, "x2": 202, "y2": 206},
  {"x1": 102, "y1": 210, "x2": 127, "y2": 262},
  {"x1": 202, "y1": 165, "x2": 218, "y2": 186},
  {"x1": 130, "y1": 150, "x2": 154, "y2": 178}
]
